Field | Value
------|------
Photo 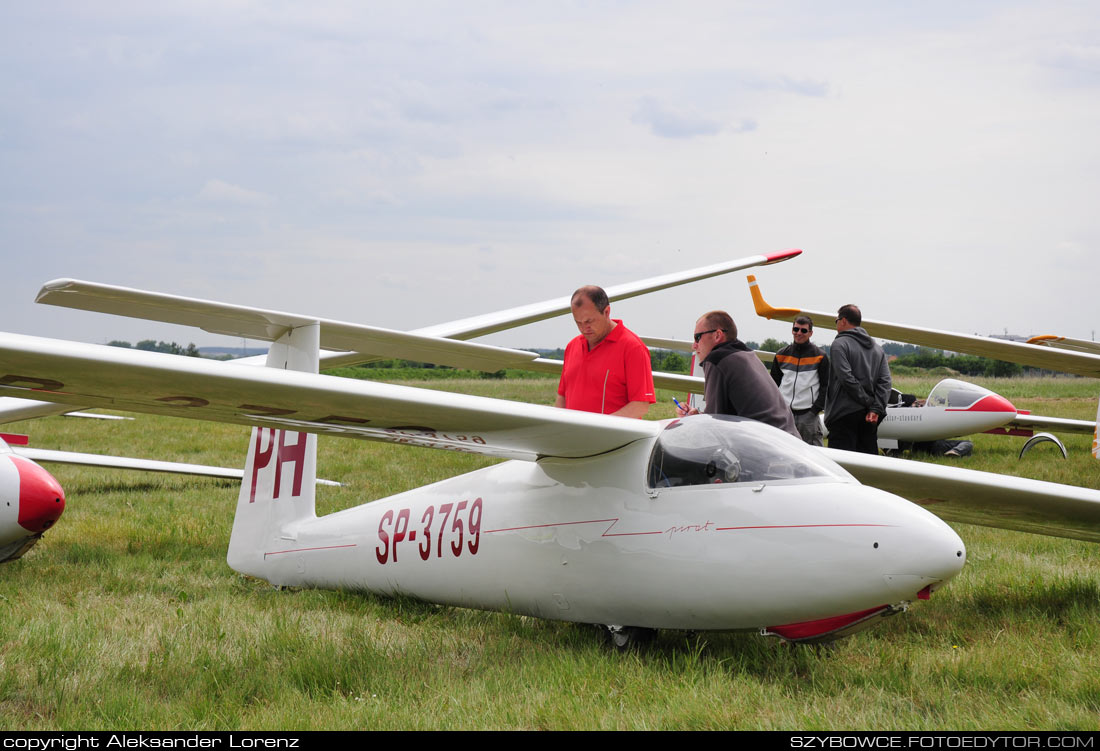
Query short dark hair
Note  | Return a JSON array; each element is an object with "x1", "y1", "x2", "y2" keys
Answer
[
  {"x1": 794, "y1": 315, "x2": 813, "y2": 330},
  {"x1": 571, "y1": 285, "x2": 610, "y2": 313},
  {"x1": 700, "y1": 310, "x2": 737, "y2": 340},
  {"x1": 837, "y1": 304, "x2": 861, "y2": 326}
]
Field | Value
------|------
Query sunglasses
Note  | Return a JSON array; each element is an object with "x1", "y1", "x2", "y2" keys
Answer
[
  {"x1": 792, "y1": 326, "x2": 810, "y2": 334},
  {"x1": 693, "y1": 329, "x2": 718, "y2": 343}
]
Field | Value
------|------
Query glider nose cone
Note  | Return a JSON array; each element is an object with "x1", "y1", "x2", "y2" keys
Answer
[
  {"x1": 13, "y1": 457, "x2": 65, "y2": 533},
  {"x1": 971, "y1": 393, "x2": 1017, "y2": 414},
  {"x1": 884, "y1": 516, "x2": 966, "y2": 599}
]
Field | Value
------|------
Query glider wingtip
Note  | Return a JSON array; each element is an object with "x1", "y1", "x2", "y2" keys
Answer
[
  {"x1": 1025, "y1": 335, "x2": 1060, "y2": 345},
  {"x1": 35, "y1": 278, "x2": 79, "y2": 304},
  {"x1": 763, "y1": 248, "x2": 802, "y2": 264}
]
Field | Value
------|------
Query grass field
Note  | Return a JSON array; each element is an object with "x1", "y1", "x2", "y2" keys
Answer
[{"x1": 0, "y1": 376, "x2": 1097, "y2": 730}]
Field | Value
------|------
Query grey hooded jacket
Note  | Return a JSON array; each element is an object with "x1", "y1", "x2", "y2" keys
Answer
[{"x1": 824, "y1": 327, "x2": 892, "y2": 425}]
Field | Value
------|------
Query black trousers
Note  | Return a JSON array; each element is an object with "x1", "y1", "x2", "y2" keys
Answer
[{"x1": 826, "y1": 410, "x2": 880, "y2": 455}]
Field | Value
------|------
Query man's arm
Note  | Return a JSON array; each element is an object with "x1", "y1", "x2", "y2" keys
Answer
[
  {"x1": 612, "y1": 401, "x2": 651, "y2": 419},
  {"x1": 813, "y1": 353, "x2": 829, "y2": 413},
  {"x1": 621, "y1": 335, "x2": 656, "y2": 419},
  {"x1": 871, "y1": 350, "x2": 892, "y2": 416},
  {"x1": 769, "y1": 356, "x2": 783, "y2": 388},
  {"x1": 554, "y1": 394, "x2": 566, "y2": 409}
]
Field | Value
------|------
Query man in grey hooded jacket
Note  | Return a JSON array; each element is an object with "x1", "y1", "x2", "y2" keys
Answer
[{"x1": 824, "y1": 304, "x2": 892, "y2": 454}]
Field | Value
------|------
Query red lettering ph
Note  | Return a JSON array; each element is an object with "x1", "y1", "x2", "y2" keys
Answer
[
  {"x1": 273, "y1": 431, "x2": 308, "y2": 500},
  {"x1": 249, "y1": 428, "x2": 276, "y2": 504}
]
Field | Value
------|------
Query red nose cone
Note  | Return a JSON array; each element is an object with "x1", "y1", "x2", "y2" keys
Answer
[
  {"x1": 12, "y1": 456, "x2": 65, "y2": 532},
  {"x1": 969, "y1": 393, "x2": 1017, "y2": 414}
]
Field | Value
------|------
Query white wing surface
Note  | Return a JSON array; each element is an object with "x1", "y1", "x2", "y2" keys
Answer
[
  {"x1": 0, "y1": 332, "x2": 659, "y2": 462},
  {"x1": 1002, "y1": 414, "x2": 1096, "y2": 436},
  {"x1": 38, "y1": 250, "x2": 801, "y2": 371},
  {"x1": 14, "y1": 447, "x2": 245, "y2": 480},
  {"x1": 747, "y1": 276, "x2": 1100, "y2": 378},
  {"x1": 37, "y1": 279, "x2": 544, "y2": 373},
  {"x1": 417, "y1": 249, "x2": 802, "y2": 340},
  {"x1": 12, "y1": 447, "x2": 341, "y2": 485},
  {"x1": 639, "y1": 335, "x2": 776, "y2": 364},
  {"x1": 0, "y1": 397, "x2": 73, "y2": 425},
  {"x1": 1027, "y1": 336, "x2": 1100, "y2": 356},
  {"x1": 824, "y1": 448, "x2": 1100, "y2": 543},
  {"x1": 3, "y1": 328, "x2": 1100, "y2": 542}
]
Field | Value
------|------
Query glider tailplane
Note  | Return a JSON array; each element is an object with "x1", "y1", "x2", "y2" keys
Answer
[{"x1": 227, "y1": 323, "x2": 320, "y2": 579}]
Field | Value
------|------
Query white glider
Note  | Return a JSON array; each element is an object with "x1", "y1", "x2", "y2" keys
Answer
[
  {"x1": 4, "y1": 272, "x2": 1100, "y2": 642},
  {"x1": 0, "y1": 251, "x2": 800, "y2": 571},
  {"x1": 746, "y1": 275, "x2": 1100, "y2": 458}
]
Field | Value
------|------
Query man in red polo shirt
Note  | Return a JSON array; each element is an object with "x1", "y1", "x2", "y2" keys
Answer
[{"x1": 554, "y1": 286, "x2": 656, "y2": 418}]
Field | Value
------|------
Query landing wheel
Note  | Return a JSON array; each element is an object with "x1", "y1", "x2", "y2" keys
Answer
[{"x1": 605, "y1": 625, "x2": 657, "y2": 650}]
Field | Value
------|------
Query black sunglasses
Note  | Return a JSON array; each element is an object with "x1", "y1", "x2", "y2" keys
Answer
[
  {"x1": 693, "y1": 329, "x2": 718, "y2": 343},
  {"x1": 792, "y1": 326, "x2": 810, "y2": 334}
]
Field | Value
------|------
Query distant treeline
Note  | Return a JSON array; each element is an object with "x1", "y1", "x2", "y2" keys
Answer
[
  {"x1": 889, "y1": 349, "x2": 1022, "y2": 377},
  {"x1": 754, "y1": 339, "x2": 1022, "y2": 377},
  {"x1": 104, "y1": 338, "x2": 1024, "y2": 378},
  {"x1": 108, "y1": 340, "x2": 202, "y2": 357},
  {"x1": 355, "y1": 350, "x2": 693, "y2": 377}
]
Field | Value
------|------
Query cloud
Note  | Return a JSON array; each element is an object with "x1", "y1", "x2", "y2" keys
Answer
[
  {"x1": 196, "y1": 179, "x2": 272, "y2": 206},
  {"x1": 630, "y1": 96, "x2": 741, "y2": 139}
]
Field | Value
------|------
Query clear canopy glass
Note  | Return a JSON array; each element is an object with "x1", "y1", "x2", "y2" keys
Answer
[
  {"x1": 647, "y1": 414, "x2": 851, "y2": 489},
  {"x1": 924, "y1": 378, "x2": 996, "y2": 409}
]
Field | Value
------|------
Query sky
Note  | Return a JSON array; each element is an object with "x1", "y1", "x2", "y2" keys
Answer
[{"x1": 2, "y1": 1, "x2": 1098, "y2": 355}]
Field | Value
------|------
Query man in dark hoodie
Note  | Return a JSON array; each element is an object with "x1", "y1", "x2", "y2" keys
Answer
[
  {"x1": 676, "y1": 310, "x2": 799, "y2": 438},
  {"x1": 824, "y1": 304, "x2": 892, "y2": 454}
]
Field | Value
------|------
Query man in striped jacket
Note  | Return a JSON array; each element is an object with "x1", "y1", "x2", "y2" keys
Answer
[{"x1": 769, "y1": 315, "x2": 830, "y2": 446}]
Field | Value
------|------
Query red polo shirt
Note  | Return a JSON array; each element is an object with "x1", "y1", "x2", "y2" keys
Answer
[{"x1": 557, "y1": 320, "x2": 656, "y2": 415}]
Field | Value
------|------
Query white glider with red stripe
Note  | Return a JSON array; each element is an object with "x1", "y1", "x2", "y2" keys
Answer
[{"x1": 747, "y1": 275, "x2": 1100, "y2": 458}]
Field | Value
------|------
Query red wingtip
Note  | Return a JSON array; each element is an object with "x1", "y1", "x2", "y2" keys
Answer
[
  {"x1": 763, "y1": 248, "x2": 802, "y2": 264},
  {"x1": 0, "y1": 434, "x2": 30, "y2": 446}
]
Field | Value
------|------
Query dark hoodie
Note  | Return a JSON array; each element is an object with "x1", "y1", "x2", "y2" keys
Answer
[
  {"x1": 824, "y1": 327, "x2": 892, "y2": 425},
  {"x1": 701, "y1": 339, "x2": 799, "y2": 437}
]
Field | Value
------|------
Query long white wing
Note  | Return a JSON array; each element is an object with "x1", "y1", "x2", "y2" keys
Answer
[
  {"x1": 37, "y1": 280, "x2": 545, "y2": 373},
  {"x1": 1002, "y1": 414, "x2": 1096, "y2": 436},
  {"x1": 0, "y1": 332, "x2": 659, "y2": 462},
  {"x1": 1027, "y1": 336, "x2": 1100, "y2": 356},
  {"x1": 14, "y1": 447, "x2": 245, "y2": 480},
  {"x1": 35, "y1": 254, "x2": 799, "y2": 391},
  {"x1": 0, "y1": 397, "x2": 74, "y2": 425},
  {"x1": 746, "y1": 275, "x2": 1100, "y2": 378},
  {"x1": 38, "y1": 250, "x2": 801, "y2": 370},
  {"x1": 12, "y1": 447, "x2": 341, "y2": 485},
  {"x1": 2, "y1": 329, "x2": 1099, "y2": 541},
  {"x1": 0, "y1": 397, "x2": 134, "y2": 426},
  {"x1": 824, "y1": 448, "x2": 1100, "y2": 543},
  {"x1": 416, "y1": 249, "x2": 803, "y2": 340},
  {"x1": 640, "y1": 335, "x2": 776, "y2": 364}
]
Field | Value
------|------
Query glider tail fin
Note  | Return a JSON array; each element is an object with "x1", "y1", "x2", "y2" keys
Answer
[{"x1": 227, "y1": 323, "x2": 321, "y2": 579}]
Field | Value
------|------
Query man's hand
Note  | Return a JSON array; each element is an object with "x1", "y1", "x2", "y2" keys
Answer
[{"x1": 865, "y1": 411, "x2": 880, "y2": 424}]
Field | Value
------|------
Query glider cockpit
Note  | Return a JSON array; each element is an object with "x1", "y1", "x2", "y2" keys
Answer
[
  {"x1": 923, "y1": 379, "x2": 1006, "y2": 410},
  {"x1": 647, "y1": 414, "x2": 849, "y2": 489}
]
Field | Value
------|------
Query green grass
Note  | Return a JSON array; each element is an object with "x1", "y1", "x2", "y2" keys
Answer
[{"x1": 1, "y1": 377, "x2": 1097, "y2": 730}]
